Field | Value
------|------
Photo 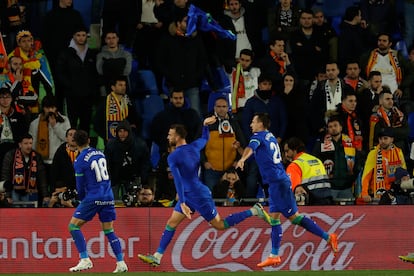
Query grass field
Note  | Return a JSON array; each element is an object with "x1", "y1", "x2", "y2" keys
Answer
[{"x1": 1, "y1": 271, "x2": 413, "y2": 276}]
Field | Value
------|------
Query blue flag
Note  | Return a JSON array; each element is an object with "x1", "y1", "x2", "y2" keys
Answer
[{"x1": 186, "y1": 4, "x2": 236, "y2": 40}]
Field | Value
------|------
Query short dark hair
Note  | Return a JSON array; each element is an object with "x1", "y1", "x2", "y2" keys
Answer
[
  {"x1": 258, "y1": 74, "x2": 273, "y2": 84},
  {"x1": 341, "y1": 91, "x2": 357, "y2": 101},
  {"x1": 343, "y1": 6, "x2": 360, "y2": 21},
  {"x1": 377, "y1": 32, "x2": 392, "y2": 44},
  {"x1": 41, "y1": 95, "x2": 58, "y2": 108},
  {"x1": 379, "y1": 88, "x2": 392, "y2": 100},
  {"x1": 170, "y1": 124, "x2": 187, "y2": 140},
  {"x1": 18, "y1": 133, "x2": 33, "y2": 143},
  {"x1": 254, "y1": 112, "x2": 271, "y2": 129},
  {"x1": 8, "y1": 55, "x2": 23, "y2": 64},
  {"x1": 110, "y1": 76, "x2": 128, "y2": 87},
  {"x1": 239, "y1": 48, "x2": 254, "y2": 59},
  {"x1": 368, "y1": 70, "x2": 381, "y2": 80},
  {"x1": 65, "y1": 127, "x2": 77, "y2": 137},
  {"x1": 0, "y1": 87, "x2": 11, "y2": 95},
  {"x1": 285, "y1": 137, "x2": 306, "y2": 153},
  {"x1": 300, "y1": 8, "x2": 314, "y2": 17},
  {"x1": 74, "y1": 130, "x2": 89, "y2": 147},
  {"x1": 327, "y1": 116, "x2": 343, "y2": 126},
  {"x1": 103, "y1": 29, "x2": 119, "y2": 38}
]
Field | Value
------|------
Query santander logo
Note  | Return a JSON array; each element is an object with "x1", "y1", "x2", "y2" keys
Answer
[{"x1": 172, "y1": 212, "x2": 365, "y2": 271}]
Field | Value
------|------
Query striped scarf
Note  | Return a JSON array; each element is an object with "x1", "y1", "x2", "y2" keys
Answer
[
  {"x1": 374, "y1": 144, "x2": 402, "y2": 196},
  {"x1": 231, "y1": 63, "x2": 245, "y2": 113},
  {"x1": 66, "y1": 145, "x2": 78, "y2": 164},
  {"x1": 12, "y1": 149, "x2": 38, "y2": 192},
  {"x1": 105, "y1": 92, "x2": 129, "y2": 140},
  {"x1": 366, "y1": 49, "x2": 402, "y2": 85},
  {"x1": 270, "y1": 50, "x2": 285, "y2": 75},
  {"x1": 368, "y1": 106, "x2": 404, "y2": 149}
]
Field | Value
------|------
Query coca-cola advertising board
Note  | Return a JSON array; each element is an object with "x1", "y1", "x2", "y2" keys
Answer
[{"x1": 0, "y1": 206, "x2": 413, "y2": 272}]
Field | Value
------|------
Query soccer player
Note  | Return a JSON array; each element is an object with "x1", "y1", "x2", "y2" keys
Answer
[
  {"x1": 138, "y1": 116, "x2": 268, "y2": 266},
  {"x1": 68, "y1": 130, "x2": 128, "y2": 273},
  {"x1": 236, "y1": 113, "x2": 339, "y2": 267}
]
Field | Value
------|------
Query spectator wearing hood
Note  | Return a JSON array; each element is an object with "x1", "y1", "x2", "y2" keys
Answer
[{"x1": 104, "y1": 120, "x2": 151, "y2": 200}]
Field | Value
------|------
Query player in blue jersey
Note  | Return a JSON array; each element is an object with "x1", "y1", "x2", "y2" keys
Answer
[
  {"x1": 138, "y1": 116, "x2": 269, "y2": 267},
  {"x1": 236, "y1": 113, "x2": 338, "y2": 268},
  {"x1": 68, "y1": 130, "x2": 128, "y2": 273}
]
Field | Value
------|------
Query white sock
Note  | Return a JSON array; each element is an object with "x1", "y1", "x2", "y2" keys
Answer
[
  {"x1": 154, "y1": 252, "x2": 163, "y2": 260},
  {"x1": 250, "y1": 207, "x2": 258, "y2": 216}
]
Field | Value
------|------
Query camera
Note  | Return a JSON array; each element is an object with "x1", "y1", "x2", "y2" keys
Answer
[
  {"x1": 57, "y1": 189, "x2": 78, "y2": 201},
  {"x1": 295, "y1": 193, "x2": 308, "y2": 205},
  {"x1": 45, "y1": 112, "x2": 65, "y2": 123},
  {"x1": 122, "y1": 177, "x2": 142, "y2": 207}
]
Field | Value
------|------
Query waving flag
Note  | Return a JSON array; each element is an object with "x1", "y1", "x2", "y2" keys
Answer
[{"x1": 186, "y1": 4, "x2": 236, "y2": 40}]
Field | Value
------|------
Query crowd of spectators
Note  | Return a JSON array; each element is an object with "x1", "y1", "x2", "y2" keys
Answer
[{"x1": 1, "y1": 0, "x2": 414, "y2": 208}]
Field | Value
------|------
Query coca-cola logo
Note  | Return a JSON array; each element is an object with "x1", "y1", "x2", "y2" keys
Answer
[{"x1": 172, "y1": 212, "x2": 365, "y2": 271}]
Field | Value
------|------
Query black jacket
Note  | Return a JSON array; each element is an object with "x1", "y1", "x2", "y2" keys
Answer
[
  {"x1": 51, "y1": 142, "x2": 76, "y2": 191},
  {"x1": 55, "y1": 46, "x2": 98, "y2": 98},
  {"x1": 155, "y1": 23, "x2": 207, "y2": 90}
]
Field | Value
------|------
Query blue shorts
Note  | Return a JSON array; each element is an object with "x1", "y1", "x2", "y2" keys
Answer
[
  {"x1": 174, "y1": 188, "x2": 218, "y2": 222},
  {"x1": 73, "y1": 199, "x2": 116, "y2": 223},
  {"x1": 268, "y1": 176, "x2": 298, "y2": 218}
]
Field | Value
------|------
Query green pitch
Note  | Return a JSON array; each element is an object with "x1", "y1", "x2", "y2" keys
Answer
[{"x1": 1, "y1": 271, "x2": 413, "y2": 276}]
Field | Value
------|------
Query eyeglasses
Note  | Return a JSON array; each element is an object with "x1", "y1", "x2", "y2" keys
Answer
[
  {"x1": 215, "y1": 105, "x2": 227, "y2": 108},
  {"x1": 139, "y1": 193, "x2": 153, "y2": 196},
  {"x1": 0, "y1": 95, "x2": 12, "y2": 99}
]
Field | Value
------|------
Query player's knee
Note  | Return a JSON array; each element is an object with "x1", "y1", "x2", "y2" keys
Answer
[
  {"x1": 270, "y1": 218, "x2": 281, "y2": 226},
  {"x1": 68, "y1": 223, "x2": 80, "y2": 232},
  {"x1": 103, "y1": 228, "x2": 114, "y2": 235},
  {"x1": 291, "y1": 215, "x2": 304, "y2": 225}
]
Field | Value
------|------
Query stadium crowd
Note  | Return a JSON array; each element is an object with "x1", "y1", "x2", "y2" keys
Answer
[{"x1": 1, "y1": 0, "x2": 414, "y2": 208}]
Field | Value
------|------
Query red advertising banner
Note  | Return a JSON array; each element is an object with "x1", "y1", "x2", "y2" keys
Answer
[{"x1": 0, "y1": 206, "x2": 413, "y2": 273}]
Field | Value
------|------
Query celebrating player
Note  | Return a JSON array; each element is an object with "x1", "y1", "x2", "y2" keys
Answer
[
  {"x1": 138, "y1": 116, "x2": 268, "y2": 266},
  {"x1": 236, "y1": 113, "x2": 338, "y2": 267},
  {"x1": 68, "y1": 130, "x2": 128, "y2": 273}
]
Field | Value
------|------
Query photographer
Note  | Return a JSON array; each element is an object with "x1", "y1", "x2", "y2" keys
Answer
[
  {"x1": 123, "y1": 184, "x2": 164, "y2": 207},
  {"x1": 29, "y1": 95, "x2": 71, "y2": 196},
  {"x1": 48, "y1": 187, "x2": 78, "y2": 208},
  {"x1": 105, "y1": 120, "x2": 151, "y2": 200}
]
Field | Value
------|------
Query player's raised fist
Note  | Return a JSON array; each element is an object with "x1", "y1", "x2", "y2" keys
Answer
[{"x1": 203, "y1": 115, "x2": 217, "y2": 126}]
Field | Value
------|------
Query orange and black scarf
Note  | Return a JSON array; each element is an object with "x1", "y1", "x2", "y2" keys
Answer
[
  {"x1": 369, "y1": 106, "x2": 404, "y2": 148},
  {"x1": 341, "y1": 105, "x2": 363, "y2": 151},
  {"x1": 270, "y1": 50, "x2": 285, "y2": 75},
  {"x1": 12, "y1": 149, "x2": 37, "y2": 192}
]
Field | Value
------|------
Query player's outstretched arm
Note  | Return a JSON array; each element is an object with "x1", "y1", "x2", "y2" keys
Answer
[{"x1": 236, "y1": 147, "x2": 253, "y2": 171}]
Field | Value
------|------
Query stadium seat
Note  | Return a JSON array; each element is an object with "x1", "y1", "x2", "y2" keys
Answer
[
  {"x1": 135, "y1": 94, "x2": 164, "y2": 141},
  {"x1": 407, "y1": 112, "x2": 414, "y2": 142},
  {"x1": 150, "y1": 142, "x2": 160, "y2": 169},
  {"x1": 133, "y1": 69, "x2": 159, "y2": 97}
]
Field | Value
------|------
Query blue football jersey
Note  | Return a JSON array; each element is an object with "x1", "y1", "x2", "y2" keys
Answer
[
  {"x1": 248, "y1": 130, "x2": 287, "y2": 184},
  {"x1": 74, "y1": 147, "x2": 114, "y2": 201}
]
